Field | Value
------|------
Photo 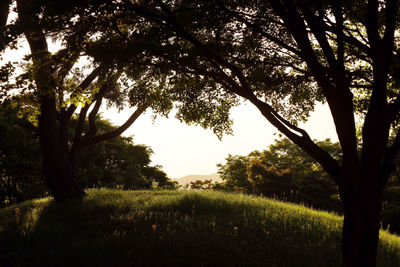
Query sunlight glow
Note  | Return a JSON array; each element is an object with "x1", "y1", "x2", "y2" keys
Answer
[{"x1": 103, "y1": 102, "x2": 337, "y2": 178}]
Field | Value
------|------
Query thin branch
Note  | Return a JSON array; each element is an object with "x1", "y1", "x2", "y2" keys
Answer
[
  {"x1": 57, "y1": 51, "x2": 80, "y2": 83},
  {"x1": 349, "y1": 84, "x2": 373, "y2": 89},
  {"x1": 387, "y1": 96, "x2": 400, "y2": 121},
  {"x1": 59, "y1": 65, "x2": 104, "y2": 150},
  {"x1": 85, "y1": 69, "x2": 124, "y2": 139},
  {"x1": 85, "y1": 95, "x2": 103, "y2": 139},
  {"x1": 323, "y1": 11, "x2": 370, "y2": 55},
  {"x1": 332, "y1": 0, "x2": 344, "y2": 67},
  {"x1": 383, "y1": 0, "x2": 398, "y2": 71},
  {"x1": 63, "y1": 65, "x2": 105, "y2": 120},
  {"x1": 301, "y1": 7, "x2": 336, "y2": 66},
  {"x1": 366, "y1": 0, "x2": 380, "y2": 47},
  {"x1": 216, "y1": 0, "x2": 301, "y2": 57},
  {"x1": 68, "y1": 102, "x2": 91, "y2": 164},
  {"x1": 174, "y1": 56, "x2": 342, "y2": 183},
  {"x1": 379, "y1": 128, "x2": 400, "y2": 189}
]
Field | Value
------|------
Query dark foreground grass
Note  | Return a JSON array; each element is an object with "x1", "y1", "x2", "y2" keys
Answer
[{"x1": 1, "y1": 189, "x2": 400, "y2": 266}]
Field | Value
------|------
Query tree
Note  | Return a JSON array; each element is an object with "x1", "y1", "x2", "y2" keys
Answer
[
  {"x1": 1, "y1": 0, "x2": 230, "y2": 202},
  {"x1": 216, "y1": 155, "x2": 252, "y2": 192},
  {"x1": 74, "y1": 118, "x2": 178, "y2": 190},
  {"x1": 247, "y1": 160, "x2": 296, "y2": 199},
  {"x1": 113, "y1": 0, "x2": 400, "y2": 265},
  {"x1": 216, "y1": 138, "x2": 342, "y2": 211},
  {"x1": 0, "y1": 104, "x2": 177, "y2": 205},
  {"x1": 256, "y1": 138, "x2": 342, "y2": 211},
  {"x1": 0, "y1": 0, "x2": 179, "y2": 201},
  {"x1": 189, "y1": 179, "x2": 213, "y2": 190}
]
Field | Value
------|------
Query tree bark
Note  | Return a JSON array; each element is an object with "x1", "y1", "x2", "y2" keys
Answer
[
  {"x1": 340, "y1": 170, "x2": 381, "y2": 267},
  {"x1": 0, "y1": 0, "x2": 12, "y2": 27},
  {"x1": 17, "y1": 0, "x2": 85, "y2": 202},
  {"x1": 38, "y1": 85, "x2": 85, "y2": 201}
]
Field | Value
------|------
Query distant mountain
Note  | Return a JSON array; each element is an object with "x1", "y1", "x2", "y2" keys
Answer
[{"x1": 173, "y1": 173, "x2": 221, "y2": 186}]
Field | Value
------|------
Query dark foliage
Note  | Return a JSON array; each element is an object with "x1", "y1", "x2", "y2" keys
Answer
[
  {"x1": 0, "y1": 101, "x2": 46, "y2": 206},
  {"x1": 0, "y1": 105, "x2": 177, "y2": 206}
]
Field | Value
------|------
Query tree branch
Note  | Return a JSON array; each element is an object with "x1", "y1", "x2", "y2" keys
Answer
[
  {"x1": 59, "y1": 65, "x2": 105, "y2": 151},
  {"x1": 366, "y1": 0, "x2": 380, "y2": 47},
  {"x1": 57, "y1": 51, "x2": 80, "y2": 83},
  {"x1": 84, "y1": 69, "x2": 125, "y2": 139},
  {"x1": 361, "y1": 1, "x2": 395, "y2": 174},
  {"x1": 68, "y1": 102, "x2": 91, "y2": 164},
  {"x1": 62, "y1": 65, "x2": 105, "y2": 121},
  {"x1": 84, "y1": 104, "x2": 148, "y2": 146},
  {"x1": 85, "y1": 94, "x2": 104, "y2": 139},
  {"x1": 300, "y1": 7, "x2": 336, "y2": 66},
  {"x1": 388, "y1": 94, "x2": 400, "y2": 121},
  {"x1": 216, "y1": 0, "x2": 301, "y2": 57},
  {"x1": 0, "y1": 0, "x2": 12, "y2": 27},
  {"x1": 268, "y1": 0, "x2": 359, "y2": 163},
  {"x1": 379, "y1": 128, "x2": 400, "y2": 189},
  {"x1": 247, "y1": 95, "x2": 341, "y2": 184},
  {"x1": 383, "y1": 0, "x2": 398, "y2": 71},
  {"x1": 332, "y1": 0, "x2": 344, "y2": 67}
]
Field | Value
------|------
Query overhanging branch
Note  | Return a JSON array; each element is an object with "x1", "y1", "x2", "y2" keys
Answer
[{"x1": 248, "y1": 95, "x2": 341, "y2": 184}]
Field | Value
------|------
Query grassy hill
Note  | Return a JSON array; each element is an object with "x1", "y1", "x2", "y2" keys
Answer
[
  {"x1": 1, "y1": 189, "x2": 399, "y2": 266},
  {"x1": 173, "y1": 173, "x2": 221, "y2": 186}
]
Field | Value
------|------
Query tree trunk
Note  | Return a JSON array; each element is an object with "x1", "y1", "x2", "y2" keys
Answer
[
  {"x1": 39, "y1": 95, "x2": 85, "y2": 202},
  {"x1": 17, "y1": 0, "x2": 85, "y2": 202},
  {"x1": 340, "y1": 172, "x2": 381, "y2": 267},
  {"x1": 69, "y1": 142, "x2": 87, "y2": 176}
]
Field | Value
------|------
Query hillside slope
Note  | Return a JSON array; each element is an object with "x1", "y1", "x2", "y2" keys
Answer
[
  {"x1": 173, "y1": 173, "x2": 221, "y2": 186},
  {"x1": 1, "y1": 189, "x2": 399, "y2": 266}
]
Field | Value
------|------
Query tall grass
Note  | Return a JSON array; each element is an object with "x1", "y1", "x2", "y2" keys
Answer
[{"x1": 1, "y1": 189, "x2": 399, "y2": 266}]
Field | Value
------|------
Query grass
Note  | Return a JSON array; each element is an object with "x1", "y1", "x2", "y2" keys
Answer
[{"x1": 1, "y1": 189, "x2": 400, "y2": 266}]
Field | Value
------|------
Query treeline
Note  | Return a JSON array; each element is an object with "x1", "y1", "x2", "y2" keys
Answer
[
  {"x1": 0, "y1": 102, "x2": 177, "y2": 207},
  {"x1": 212, "y1": 139, "x2": 400, "y2": 234}
]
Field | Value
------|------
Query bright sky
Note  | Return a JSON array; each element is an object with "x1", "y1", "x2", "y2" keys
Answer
[{"x1": 103, "y1": 102, "x2": 338, "y2": 178}]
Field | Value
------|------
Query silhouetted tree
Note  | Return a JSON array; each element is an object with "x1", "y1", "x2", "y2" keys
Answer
[
  {"x1": 0, "y1": 103, "x2": 176, "y2": 205},
  {"x1": 216, "y1": 138, "x2": 342, "y2": 211},
  {"x1": 189, "y1": 179, "x2": 213, "y2": 190},
  {"x1": 1, "y1": 0, "x2": 178, "y2": 201},
  {"x1": 115, "y1": 1, "x2": 400, "y2": 264}
]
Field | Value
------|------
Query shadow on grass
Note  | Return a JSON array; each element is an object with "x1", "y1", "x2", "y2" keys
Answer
[{"x1": 0, "y1": 190, "x2": 399, "y2": 266}]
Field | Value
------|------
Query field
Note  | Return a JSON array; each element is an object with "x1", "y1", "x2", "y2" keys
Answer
[{"x1": 1, "y1": 189, "x2": 400, "y2": 266}]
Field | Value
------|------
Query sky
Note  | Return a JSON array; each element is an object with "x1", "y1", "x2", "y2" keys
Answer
[{"x1": 103, "y1": 102, "x2": 338, "y2": 178}]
